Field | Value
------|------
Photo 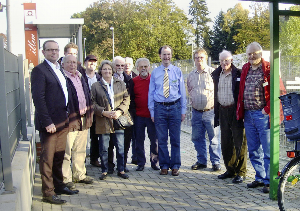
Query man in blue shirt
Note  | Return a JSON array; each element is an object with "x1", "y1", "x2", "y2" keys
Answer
[{"x1": 148, "y1": 45, "x2": 187, "y2": 176}]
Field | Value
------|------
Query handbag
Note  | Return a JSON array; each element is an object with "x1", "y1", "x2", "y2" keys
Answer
[
  {"x1": 99, "y1": 80, "x2": 133, "y2": 130},
  {"x1": 113, "y1": 111, "x2": 134, "y2": 130}
]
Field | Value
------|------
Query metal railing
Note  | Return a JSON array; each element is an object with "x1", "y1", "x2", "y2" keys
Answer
[{"x1": 0, "y1": 37, "x2": 28, "y2": 191}]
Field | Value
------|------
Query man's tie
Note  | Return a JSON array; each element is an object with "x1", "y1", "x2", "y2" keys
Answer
[{"x1": 163, "y1": 68, "x2": 169, "y2": 98}]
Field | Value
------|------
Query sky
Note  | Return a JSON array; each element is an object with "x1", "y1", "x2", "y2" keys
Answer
[
  {"x1": 0, "y1": 0, "x2": 254, "y2": 34},
  {"x1": 0, "y1": 0, "x2": 294, "y2": 57}
]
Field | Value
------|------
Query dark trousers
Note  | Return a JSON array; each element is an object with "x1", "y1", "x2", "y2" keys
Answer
[
  {"x1": 219, "y1": 106, "x2": 247, "y2": 177},
  {"x1": 90, "y1": 120, "x2": 99, "y2": 163},
  {"x1": 135, "y1": 116, "x2": 158, "y2": 166},
  {"x1": 39, "y1": 127, "x2": 68, "y2": 197}
]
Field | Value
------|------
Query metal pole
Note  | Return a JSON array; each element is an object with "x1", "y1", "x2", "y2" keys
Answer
[
  {"x1": 6, "y1": 0, "x2": 11, "y2": 52},
  {"x1": 269, "y1": 2, "x2": 280, "y2": 200},
  {"x1": 84, "y1": 37, "x2": 86, "y2": 59},
  {"x1": 110, "y1": 27, "x2": 114, "y2": 59}
]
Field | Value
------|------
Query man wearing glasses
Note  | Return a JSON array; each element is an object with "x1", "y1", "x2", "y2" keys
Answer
[
  {"x1": 62, "y1": 55, "x2": 94, "y2": 191},
  {"x1": 187, "y1": 48, "x2": 222, "y2": 172},
  {"x1": 212, "y1": 50, "x2": 247, "y2": 184},
  {"x1": 31, "y1": 40, "x2": 78, "y2": 204},
  {"x1": 113, "y1": 56, "x2": 126, "y2": 81},
  {"x1": 237, "y1": 42, "x2": 271, "y2": 193}
]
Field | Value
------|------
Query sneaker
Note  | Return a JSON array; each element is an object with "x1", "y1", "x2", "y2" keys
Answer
[
  {"x1": 78, "y1": 176, "x2": 94, "y2": 184},
  {"x1": 263, "y1": 184, "x2": 270, "y2": 193},
  {"x1": 65, "y1": 182, "x2": 76, "y2": 190},
  {"x1": 212, "y1": 164, "x2": 222, "y2": 171},
  {"x1": 247, "y1": 180, "x2": 264, "y2": 188}
]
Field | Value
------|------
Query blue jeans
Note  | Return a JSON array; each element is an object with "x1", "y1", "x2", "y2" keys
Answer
[
  {"x1": 98, "y1": 130, "x2": 125, "y2": 173},
  {"x1": 135, "y1": 116, "x2": 158, "y2": 166},
  {"x1": 154, "y1": 101, "x2": 181, "y2": 170},
  {"x1": 191, "y1": 108, "x2": 221, "y2": 165},
  {"x1": 244, "y1": 110, "x2": 270, "y2": 184}
]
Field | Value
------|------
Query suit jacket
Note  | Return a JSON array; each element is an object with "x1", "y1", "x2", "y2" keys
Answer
[
  {"x1": 31, "y1": 60, "x2": 70, "y2": 132},
  {"x1": 212, "y1": 64, "x2": 243, "y2": 128}
]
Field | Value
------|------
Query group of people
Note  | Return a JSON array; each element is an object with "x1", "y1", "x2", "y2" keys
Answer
[{"x1": 31, "y1": 40, "x2": 274, "y2": 205}]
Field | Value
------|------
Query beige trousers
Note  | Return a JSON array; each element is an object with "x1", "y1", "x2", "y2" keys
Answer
[{"x1": 62, "y1": 117, "x2": 89, "y2": 183}]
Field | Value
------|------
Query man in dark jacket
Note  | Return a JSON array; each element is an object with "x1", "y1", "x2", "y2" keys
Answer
[
  {"x1": 83, "y1": 55, "x2": 102, "y2": 167},
  {"x1": 212, "y1": 50, "x2": 247, "y2": 184},
  {"x1": 31, "y1": 40, "x2": 78, "y2": 205},
  {"x1": 61, "y1": 55, "x2": 94, "y2": 190}
]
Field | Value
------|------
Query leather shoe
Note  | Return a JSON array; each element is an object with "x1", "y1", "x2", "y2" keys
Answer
[
  {"x1": 90, "y1": 160, "x2": 101, "y2": 167},
  {"x1": 218, "y1": 171, "x2": 234, "y2": 179},
  {"x1": 151, "y1": 165, "x2": 160, "y2": 171},
  {"x1": 263, "y1": 184, "x2": 270, "y2": 193},
  {"x1": 172, "y1": 169, "x2": 179, "y2": 176},
  {"x1": 191, "y1": 162, "x2": 207, "y2": 170},
  {"x1": 212, "y1": 164, "x2": 222, "y2": 171},
  {"x1": 43, "y1": 195, "x2": 66, "y2": 204},
  {"x1": 99, "y1": 173, "x2": 107, "y2": 180},
  {"x1": 118, "y1": 172, "x2": 129, "y2": 179},
  {"x1": 136, "y1": 165, "x2": 144, "y2": 171},
  {"x1": 232, "y1": 175, "x2": 245, "y2": 184},
  {"x1": 247, "y1": 180, "x2": 264, "y2": 188},
  {"x1": 55, "y1": 187, "x2": 79, "y2": 195},
  {"x1": 160, "y1": 169, "x2": 168, "y2": 175}
]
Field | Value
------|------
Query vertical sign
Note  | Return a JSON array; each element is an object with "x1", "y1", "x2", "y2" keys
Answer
[{"x1": 24, "y1": 3, "x2": 38, "y2": 67}]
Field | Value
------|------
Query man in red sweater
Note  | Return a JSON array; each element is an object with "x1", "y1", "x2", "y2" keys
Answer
[{"x1": 130, "y1": 58, "x2": 159, "y2": 171}]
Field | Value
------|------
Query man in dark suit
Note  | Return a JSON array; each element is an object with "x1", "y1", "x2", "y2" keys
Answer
[{"x1": 31, "y1": 40, "x2": 79, "y2": 205}]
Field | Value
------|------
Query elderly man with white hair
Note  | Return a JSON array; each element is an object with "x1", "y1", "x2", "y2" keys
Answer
[
  {"x1": 212, "y1": 50, "x2": 247, "y2": 184},
  {"x1": 236, "y1": 42, "x2": 271, "y2": 193}
]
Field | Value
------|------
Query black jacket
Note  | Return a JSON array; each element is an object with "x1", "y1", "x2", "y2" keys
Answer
[
  {"x1": 211, "y1": 64, "x2": 243, "y2": 128},
  {"x1": 31, "y1": 61, "x2": 72, "y2": 132}
]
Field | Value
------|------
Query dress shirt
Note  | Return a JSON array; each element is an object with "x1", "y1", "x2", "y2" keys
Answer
[
  {"x1": 45, "y1": 59, "x2": 68, "y2": 106},
  {"x1": 86, "y1": 73, "x2": 98, "y2": 90},
  {"x1": 218, "y1": 70, "x2": 234, "y2": 106},
  {"x1": 64, "y1": 70, "x2": 87, "y2": 115},
  {"x1": 148, "y1": 64, "x2": 187, "y2": 117},
  {"x1": 187, "y1": 66, "x2": 214, "y2": 110}
]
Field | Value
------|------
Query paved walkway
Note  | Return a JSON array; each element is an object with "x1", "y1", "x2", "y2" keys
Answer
[{"x1": 32, "y1": 125, "x2": 280, "y2": 211}]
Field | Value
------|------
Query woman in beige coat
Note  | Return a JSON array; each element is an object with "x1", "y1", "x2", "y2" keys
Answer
[{"x1": 91, "y1": 60, "x2": 130, "y2": 180}]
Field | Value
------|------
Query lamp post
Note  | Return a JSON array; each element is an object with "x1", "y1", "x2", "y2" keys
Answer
[
  {"x1": 110, "y1": 26, "x2": 114, "y2": 59},
  {"x1": 83, "y1": 37, "x2": 86, "y2": 59}
]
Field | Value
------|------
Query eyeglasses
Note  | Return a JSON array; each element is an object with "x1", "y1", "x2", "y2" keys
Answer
[
  {"x1": 194, "y1": 56, "x2": 206, "y2": 60},
  {"x1": 116, "y1": 64, "x2": 125, "y2": 67},
  {"x1": 220, "y1": 59, "x2": 231, "y2": 63},
  {"x1": 102, "y1": 68, "x2": 112, "y2": 71},
  {"x1": 45, "y1": 49, "x2": 60, "y2": 52},
  {"x1": 66, "y1": 61, "x2": 77, "y2": 65},
  {"x1": 247, "y1": 51, "x2": 261, "y2": 57}
]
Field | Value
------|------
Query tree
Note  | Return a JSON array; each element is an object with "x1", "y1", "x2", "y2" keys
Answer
[
  {"x1": 234, "y1": 2, "x2": 270, "y2": 53},
  {"x1": 223, "y1": 3, "x2": 250, "y2": 54},
  {"x1": 280, "y1": 5, "x2": 300, "y2": 56},
  {"x1": 188, "y1": 0, "x2": 211, "y2": 48},
  {"x1": 209, "y1": 11, "x2": 229, "y2": 61},
  {"x1": 73, "y1": 0, "x2": 192, "y2": 63}
]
